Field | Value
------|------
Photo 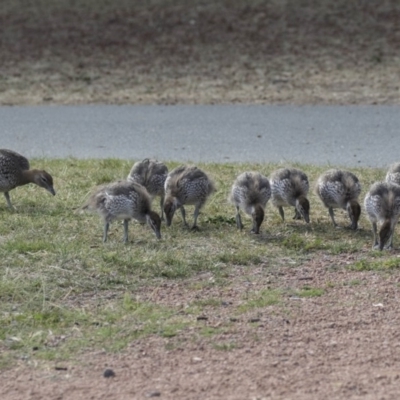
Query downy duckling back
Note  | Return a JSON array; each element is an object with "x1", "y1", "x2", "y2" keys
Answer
[
  {"x1": 364, "y1": 181, "x2": 400, "y2": 250},
  {"x1": 85, "y1": 180, "x2": 161, "y2": 243},
  {"x1": 385, "y1": 162, "x2": 400, "y2": 186},
  {"x1": 163, "y1": 165, "x2": 215, "y2": 229},
  {"x1": 127, "y1": 158, "x2": 168, "y2": 218},
  {"x1": 270, "y1": 167, "x2": 310, "y2": 223},
  {"x1": 229, "y1": 171, "x2": 271, "y2": 234},
  {"x1": 316, "y1": 169, "x2": 361, "y2": 229}
]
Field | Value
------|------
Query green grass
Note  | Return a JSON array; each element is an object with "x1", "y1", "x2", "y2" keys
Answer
[
  {"x1": 0, "y1": 159, "x2": 393, "y2": 368},
  {"x1": 213, "y1": 342, "x2": 236, "y2": 351},
  {"x1": 350, "y1": 257, "x2": 400, "y2": 271},
  {"x1": 295, "y1": 286, "x2": 325, "y2": 298},
  {"x1": 238, "y1": 289, "x2": 282, "y2": 313}
]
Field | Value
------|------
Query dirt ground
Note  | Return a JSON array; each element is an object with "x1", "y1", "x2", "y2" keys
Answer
[
  {"x1": 3, "y1": 253, "x2": 400, "y2": 399},
  {"x1": 0, "y1": 0, "x2": 400, "y2": 105},
  {"x1": 2, "y1": 0, "x2": 400, "y2": 398}
]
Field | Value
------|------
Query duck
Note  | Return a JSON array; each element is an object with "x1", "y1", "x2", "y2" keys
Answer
[
  {"x1": 229, "y1": 171, "x2": 271, "y2": 234},
  {"x1": 83, "y1": 180, "x2": 161, "y2": 243},
  {"x1": 163, "y1": 165, "x2": 215, "y2": 229},
  {"x1": 364, "y1": 181, "x2": 400, "y2": 250},
  {"x1": 0, "y1": 149, "x2": 56, "y2": 209},
  {"x1": 316, "y1": 169, "x2": 361, "y2": 229},
  {"x1": 270, "y1": 167, "x2": 310, "y2": 223},
  {"x1": 385, "y1": 162, "x2": 400, "y2": 186},
  {"x1": 127, "y1": 158, "x2": 168, "y2": 219}
]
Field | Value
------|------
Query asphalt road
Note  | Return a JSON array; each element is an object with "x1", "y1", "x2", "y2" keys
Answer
[{"x1": 1, "y1": 105, "x2": 398, "y2": 167}]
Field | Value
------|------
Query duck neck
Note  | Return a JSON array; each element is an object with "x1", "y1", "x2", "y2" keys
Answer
[{"x1": 19, "y1": 169, "x2": 37, "y2": 186}]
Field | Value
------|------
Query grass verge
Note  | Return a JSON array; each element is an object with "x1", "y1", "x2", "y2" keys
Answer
[{"x1": 0, "y1": 159, "x2": 394, "y2": 368}]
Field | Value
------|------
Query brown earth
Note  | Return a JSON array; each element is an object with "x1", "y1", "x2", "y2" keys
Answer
[
  {"x1": 0, "y1": 0, "x2": 400, "y2": 105},
  {"x1": 2, "y1": 1, "x2": 400, "y2": 398},
  {"x1": 3, "y1": 252, "x2": 400, "y2": 399}
]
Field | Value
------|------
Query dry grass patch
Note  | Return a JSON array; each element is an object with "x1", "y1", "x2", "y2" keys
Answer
[{"x1": 1, "y1": 0, "x2": 400, "y2": 105}]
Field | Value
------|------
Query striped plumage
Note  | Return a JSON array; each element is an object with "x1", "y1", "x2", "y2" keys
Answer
[
  {"x1": 127, "y1": 159, "x2": 168, "y2": 219},
  {"x1": 84, "y1": 180, "x2": 161, "y2": 243},
  {"x1": 316, "y1": 169, "x2": 361, "y2": 229},
  {"x1": 0, "y1": 149, "x2": 55, "y2": 209},
  {"x1": 364, "y1": 182, "x2": 400, "y2": 250},
  {"x1": 163, "y1": 165, "x2": 215, "y2": 229},
  {"x1": 385, "y1": 162, "x2": 400, "y2": 186},
  {"x1": 270, "y1": 168, "x2": 310, "y2": 223},
  {"x1": 229, "y1": 171, "x2": 271, "y2": 234}
]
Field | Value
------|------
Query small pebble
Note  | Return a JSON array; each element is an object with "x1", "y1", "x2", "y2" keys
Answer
[
  {"x1": 298, "y1": 276, "x2": 313, "y2": 281},
  {"x1": 103, "y1": 368, "x2": 116, "y2": 378},
  {"x1": 147, "y1": 391, "x2": 161, "y2": 397}
]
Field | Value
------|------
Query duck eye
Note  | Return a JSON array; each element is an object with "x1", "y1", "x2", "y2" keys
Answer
[{"x1": 41, "y1": 177, "x2": 48, "y2": 183}]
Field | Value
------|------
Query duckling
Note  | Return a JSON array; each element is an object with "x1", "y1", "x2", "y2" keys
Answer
[
  {"x1": 385, "y1": 162, "x2": 400, "y2": 186},
  {"x1": 316, "y1": 169, "x2": 361, "y2": 229},
  {"x1": 163, "y1": 165, "x2": 215, "y2": 229},
  {"x1": 84, "y1": 180, "x2": 161, "y2": 243},
  {"x1": 270, "y1": 168, "x2": 310, "y2": 223},
  {"x1": 0, "y1": 149, "x2": 56, "y2": 209},
  {"x1": 127, "y1": 158, "x2": 168, "y2": 219},
  {"x1": 364, "y1": 182, "x2": 400, "y2": 250},
  {"x1": 229, "y1": 171, "x2": 271, "y2": 234}
]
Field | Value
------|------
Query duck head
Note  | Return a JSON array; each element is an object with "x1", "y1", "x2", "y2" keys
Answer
[{"x1": 295, "y1": 196, "x2": 310, "y2": 223}]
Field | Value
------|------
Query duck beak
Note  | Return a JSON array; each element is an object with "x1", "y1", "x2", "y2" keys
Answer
[
  {"x1": 252, "y1": 221, "x2": 260, "y2": 234},
  {"x1": 48, "y1": 187, "x2": 56, "y2": 196}
]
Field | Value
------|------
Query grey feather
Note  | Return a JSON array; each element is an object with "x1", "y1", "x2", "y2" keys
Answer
[
  {"x1": 164, "y1": 165, "x2": 215, "y2": 228},
  {"x1": 364, "y1": 181, "x2": 400, "y2": 250},
  {"x1": 0, "y1": 149, "x2": 55, "y2": 208},
  {"x1": 229, "y1": 171, "x2": 271, "y2": 233},
  {"x1": 84, "y1": 180, "x2": 161, "y2": 242}
]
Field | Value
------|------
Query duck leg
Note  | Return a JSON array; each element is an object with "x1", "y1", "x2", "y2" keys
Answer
[
  {"x1": 328, "y1": 207, "x2": 338, "y2": 227},
  {"x1": 385, "y1": 220, "x2": 397, "y2": 249},
  {"x1": 159, "y1": 196, "x2": 165, "y2": 221},
  {"x1": 235, "y1": 206, "x2": 243, "y2": 230},
  {"x1": 123, "y1": 219, "x2": 129, "y2": 243},
  {"x1": 180, "y1": 206, "x2": 188, "y2": 227},
  {"x1": 103, "y1": 222, "x2": 110, "y2": 243},
  {"x1": 385, "y1": 232, "x2": 394, "y2": 249},
  {"x1": 4, "y1": 192, "x2": 14, "y2": 209},
  {"x1": 371, "y1": 221, "x2": 379, "y2": 249},
  {"x1": 191, "y1": 203, "x2": 203, "y2": 230},
  {"x1": 278, "y1": 206, "x2": 285, "y2": 222}
]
